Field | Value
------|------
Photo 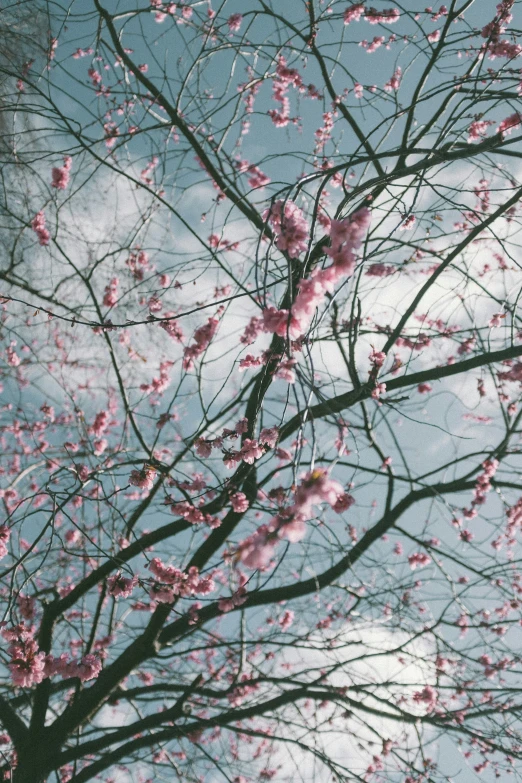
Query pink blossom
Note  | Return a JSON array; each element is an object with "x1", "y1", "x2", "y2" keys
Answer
[
  {"x1": 264, "y1": 200, "x2": 309, "y2": 258},
  {"x1": 239, "y1": 354, "x2": 263, "y2": 371},
  {"x1": 246, "y1": 165, "x2": 270, "y2": 189},
  {"x1": 344, "y1": 3, "x2": 365, "y2": 24},
  {"x1": 427, "y1": 29, "x2": 440, "y2": 43},
  {"x1": 489, "y1": 312, "x2": 504, "y2": 327},
  {"x1": 365, "y1": 8, "x2": 400, "y2": 24},
  {"x1": 67, "y1": 654, "x2": 102, "y2": 682},
  {"x1": 183, "y1": 316, "x2": 219, "y2": 371},
  {"x1": 279, "y1": 609, "x2": 294, "y2": 629},
  {"x1": 6, "y1": 344, "x2": 21, "y2": 366},
  {"x1": 51, "y1": 156, "x2": 72, "y2": 190},
  {"x1": 259, "y1": 426, "x2": 279, "y2": 448},
  {"x1": 103, "y1": 278, "x2": 119, "y2": 308},
  {"x1": 413, "y1": 684, "x2": 437, "y2": 712},
  {"x1": 369, "y1": 349, "x2": 386, "y2": 368},
  {"x1": 384, "y1": 67, "x2": 402, "y2": 91},
  {"x1": 278, "y1": 512, "x2": 307, "y2": 543},
  {"x1": 240, "y1": 439, "x2": 264, "y2": 464},
  {"x1": 227, "y1": 14, "x2": 243, "y2": 33},
  {"x1": 129, "y1": 465, "x2": 156, "y2": 491},
  {"x1": 240, "y1": 316, "x2": 264, "y2": 345},
  {"x1": 195, "y1": 438, "x2": 213, "y2": 458},
  {"x1": 107, "y1": 572, "x2": 138, "y2": 598},
  {"x1": 223, "y1": 451, "x2": 241, "y2": 469},
  {"x1": 366, "y1": 263, "x2": 395, "y2": 277},
  {"x1": 371, "y1": 382, "x2": 386, "y2": 400},
  {"x1": 262, "y1": 306, "x2": 291, "y2": 336},
  {"x1": 294, "y1": 469, "x2": 344, "y2": 514},
  {"x1": 235, "y1": 418, "x2": 249, "y2": 434},
  {"x1": 408, "y1": 552, "x2": 431, "y2": 570},
  {"x1": 460, "y1": 529, "x2": 474, "y2": 543},
  {"x1": 159, "y1": 314, "x2": 184, "y2": 341},
  {"x1": 400, "y1": 214, "x2": 416, "y2": 230},
  {"x1": 149, "y1": 559, "x2": 215, "y2": 599},
  {"x1": 230, "y1": 492, "x2": 249, "y2": 513},
  {"x1": 90, "y1": 410, "x2": 110, "y2": 437},
  {"x1": 267, "y1": 56, "x2": 309, "y2": 128},
  {"x1": 263, "y1": 208, "x2": 370, "y2": 340},
  {"x1": 497, "y1": 112, "x2": 522, "y2": 136},
  {"x1": 93, "y1": 439, "x2": 108, "y2": 455},
  {"x1": 487, "y1": 40, "x2": 522, "y2": 59},
  {"x1": 159, "y1": 273, "x2": 171, "y2": 287},
  {"x1": 333, "y1": 493, "x2": 355, "y2": 513},
  {"x1": 275, "y1": 358, "x2": 297, "y2": 383},
  {"x1": 237, "y1": 524, "x2": 278, "y2": 569},
  {"x1": 467, "y1": 119, "x2": 494, "y2": 143},
  {"x1": 3, "y1": 625, "x2": 46, "y2": 688},
  {"x1": 31, "y1": 211, "x2": 50, "y2": 246},
  {"x1": 0, "y1": 525, "x2": 10, "y2": 560},
  {"x1": 10, "y1": 652, "x2": 46, "y2": 687}
]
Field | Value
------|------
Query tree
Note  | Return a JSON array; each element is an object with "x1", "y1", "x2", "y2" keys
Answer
[{"x1": 1, "y1": 0, "x2": 522, "y2": 780}]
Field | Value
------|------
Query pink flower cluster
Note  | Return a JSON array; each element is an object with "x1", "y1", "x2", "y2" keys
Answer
[
  {"x1": 413, "y1": 684, "x2": 438, "y2": 712},
  {"x1": 183, "y1": 315, "x2": 220, "y2": 371},
  {"x1": 103, "y1": 277, "x2": 119, "y2": 307},
  {"x1": 366, "y1": 262, "x2": 395, "y2": 277},
  {"x1": 408, "y1": 551, "x2": 431, "y2": 570},
  {"x1": 223, "y1": 427, "x2": 279, "y2": 470},
  {"x1": 4, "y1": 624, "x2": 46, "y2": 687},
  {"x1": 235, "y1": 159, "x2": 271, "y2": 189},
  {"x1": 498, "y1": 360, "x2": 522, "y2": 383},
  {"x1": 51, "y1": 156, "x2": 72, "y2": 190},
  {"x1": 384, "y1": 67, "x2": 401, "y2": 91},
  {"x1": 148, "y1": 558, "x2": 215, "y2": 603},
  {"x1": 268, "y1": 56, "x2": 302, "y2": 128},
  {"x1": 344, "y1": 4, "x2": 400, "y2": 24},
  {"x1": 467, "y1": 119, "x2": 494, "y2": 143},
  {"x1": 262, "y1": 207, "x2": 371, "y2": 339},
  {"x1": 140, "y1": 156, "x2": 159, "y2": 185},
  {"x1": 170, "y1": 500, "x2": 221, "y2": 529},
  {"x1": 481, "y1": 1, "x2": 520, "y2": 59},
  {"x1": 159, "y1": 313, "x2": 184, "y2": 341},
  {"x1": 462, "y1": 458, "x2": 498, "y2": 519},
  {"x1": 487, "y1": 39, "x2": 522, "y2": 59},
  {"x1": 126, "y1": 248, "x2": 153, "y2": 281},
  {"x1": 3, "y1": 624, "x2": 102, "y2": 688},
  {"x1": 31, "y1": 211, "x2": 50, "y2": 246},
  {"x1": 129, "y1": 464, "x2": 157, "y2": 491},
  {"x1": 267, "y1": 55, "x2": 319, "y2": 128},
  {"x1": 227, "y1": 13, "x2": 243, "y2": 33},
  {"x1": 264, "y1": 199, "x2": 309, "y2": 258},
  {"x1": 227, "y1": 673, "x2": 260, "y2": 706},
  {"x1": 90, "y1": 410, "x2": 110, "y2": 437},
  {"x1": 314, "y1": 111, "x2": 336, "y2": 152},
  {"x1": 0, "y1": 525, "x2": 10, "y2": 560},
  {"x1": 344, "y1": 3, "x2": 365, "y2": 23},
  {"x1": 140, "y1": 360, "x2": 173, "y2": 397},
  {"x1": 365, "y1": 7, "x2": 400, "y2": 24},
  {"x1": 236, "y1": 469, "x2": 353, "y2": 569},
  {"x1": 107, "y1": 571, "x2": 138, "y2": 599},
  {"x1": 497, "y1": 112, "x2": 522, "y2": 136},
  {"x1": 46, "y1": 653, "x2": 102, "y2": 683},
  {"x1": 230, "y1": 491, "x2": 249, "y2": 512},
  {"x1": 194, "y1": 422, "x2": 278, "y2": 468}
]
